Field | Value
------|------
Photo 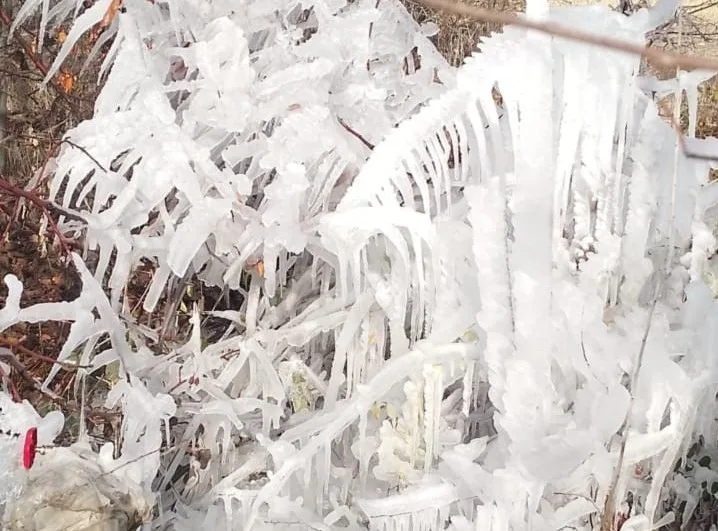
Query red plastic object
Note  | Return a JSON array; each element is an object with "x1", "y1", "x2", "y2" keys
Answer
[{"x1": 22, "y1": 427, "x2": 37, "y2": 470}]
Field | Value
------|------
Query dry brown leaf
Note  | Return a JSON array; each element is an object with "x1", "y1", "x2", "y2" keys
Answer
[
  {"x1": 57, "y1": 71, "x2": 75, "y2": 93},
  {"x1": 101, "y1": 0, "x2": 123, "y2": 29}
]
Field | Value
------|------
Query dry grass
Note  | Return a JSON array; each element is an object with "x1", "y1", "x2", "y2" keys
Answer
[{"x1": 402, "y1": 0, "x2": 526, "y2": 65}]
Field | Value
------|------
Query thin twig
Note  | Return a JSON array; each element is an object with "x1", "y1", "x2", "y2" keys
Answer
[
  {"x1": 0, "y1": 338, "x2": 91, "y2": 370},
  {"x1": 0, "y1": 348, "x2": 64, "y2": 402},
  {"x1": 0, "y1": 176, "x2": 84, "y2": 257},
  {"x1": 338, "y1": 116, "x2": 375, "y2": 150},
  {"x1": 0, "y1": 176, "x2": 85, "y2": 223},
  {"x1": 416, "y1": 0, "x2": 718, "y2": 72},
  {"x1": 62, "y1": 139, "x2": 107, "y2": 172}
]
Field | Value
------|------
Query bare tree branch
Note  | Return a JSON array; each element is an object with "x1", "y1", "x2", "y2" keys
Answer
[
  {"x1": 416, "y1": 0, "x2": 718, "y2": 72},
  {"x1": 0, "y1": 176, "x2": 85, "y2": 223}
]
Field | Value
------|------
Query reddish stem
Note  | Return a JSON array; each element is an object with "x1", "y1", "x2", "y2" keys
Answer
[{"x1": 0, "y1": 6, "x2": 49, "y2": 77}]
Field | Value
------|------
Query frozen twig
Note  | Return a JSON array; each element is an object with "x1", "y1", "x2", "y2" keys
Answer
[{"x1": 61, "y1": 140, "x2": 107, "y2": 172}]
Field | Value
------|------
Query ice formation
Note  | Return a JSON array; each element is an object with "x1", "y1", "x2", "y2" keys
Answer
[{"x1": 2, "y1": 0, "x2": 718, "y2": 529}]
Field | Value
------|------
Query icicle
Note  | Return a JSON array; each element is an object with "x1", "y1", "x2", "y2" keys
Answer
[
  {"x1": 409, "y1": 229, "x2": 428, "y2": 345},
  {"x1": 477, "y1": 86, "x2": 509, "y2": 178},
  {"x1": 404, "y1": 156, "x2": 433, "y2": 214},
  {"x1": 42, "y1": 0, "x2": 114, "y2": 83},
  {"x1": 422, "y1": 364, "x2": 443, "y2": 472},
  {"x1": 463, "y1": 101, "x2": 492, "y2": 183},
  {"x1": 452, "y1": 117, "x2": 471, "y2": 184},
  {"x1": 507, "y1": 46, "x2": 554, "y2": 347},
  {"x1": 445, "y1": 122, "x2": 461, "y2": 184},
  {"x1": 466, "y1": 182, "x2": 513, "y2": 411},
  {"x1": 425, "y1": 134, "x2": 449, "y2": 214},
  {"x1": 329, "y1": 292, "x2": 374, "y2": 403},
  {"x1": 553, "y1": 51, "x2": 585, "y2": 257},
  {"x1": 460, "y1": 361, "x2": 475, "y2": 438},
  {"x1": 358, "y1": 481, "x2": 457, "y2": 531},
  {"x1": 358, "y1": 412, "x2": 368, "y2": 492},
  {"x1": 365, "y1": 310, "x2": 387, "y2": 380},
  {"x1": 680, "y1": 69, "x2": 715, "y2": 139},
  {"x1": 405, "y1": 379, "x2": 421, "y2": 468},
  {"x1": 611, "y1": 68, "x2": 637, "y2": 238},
  {"x1": 526, "y1": 0, "x2": 549, "y2": 19}
]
